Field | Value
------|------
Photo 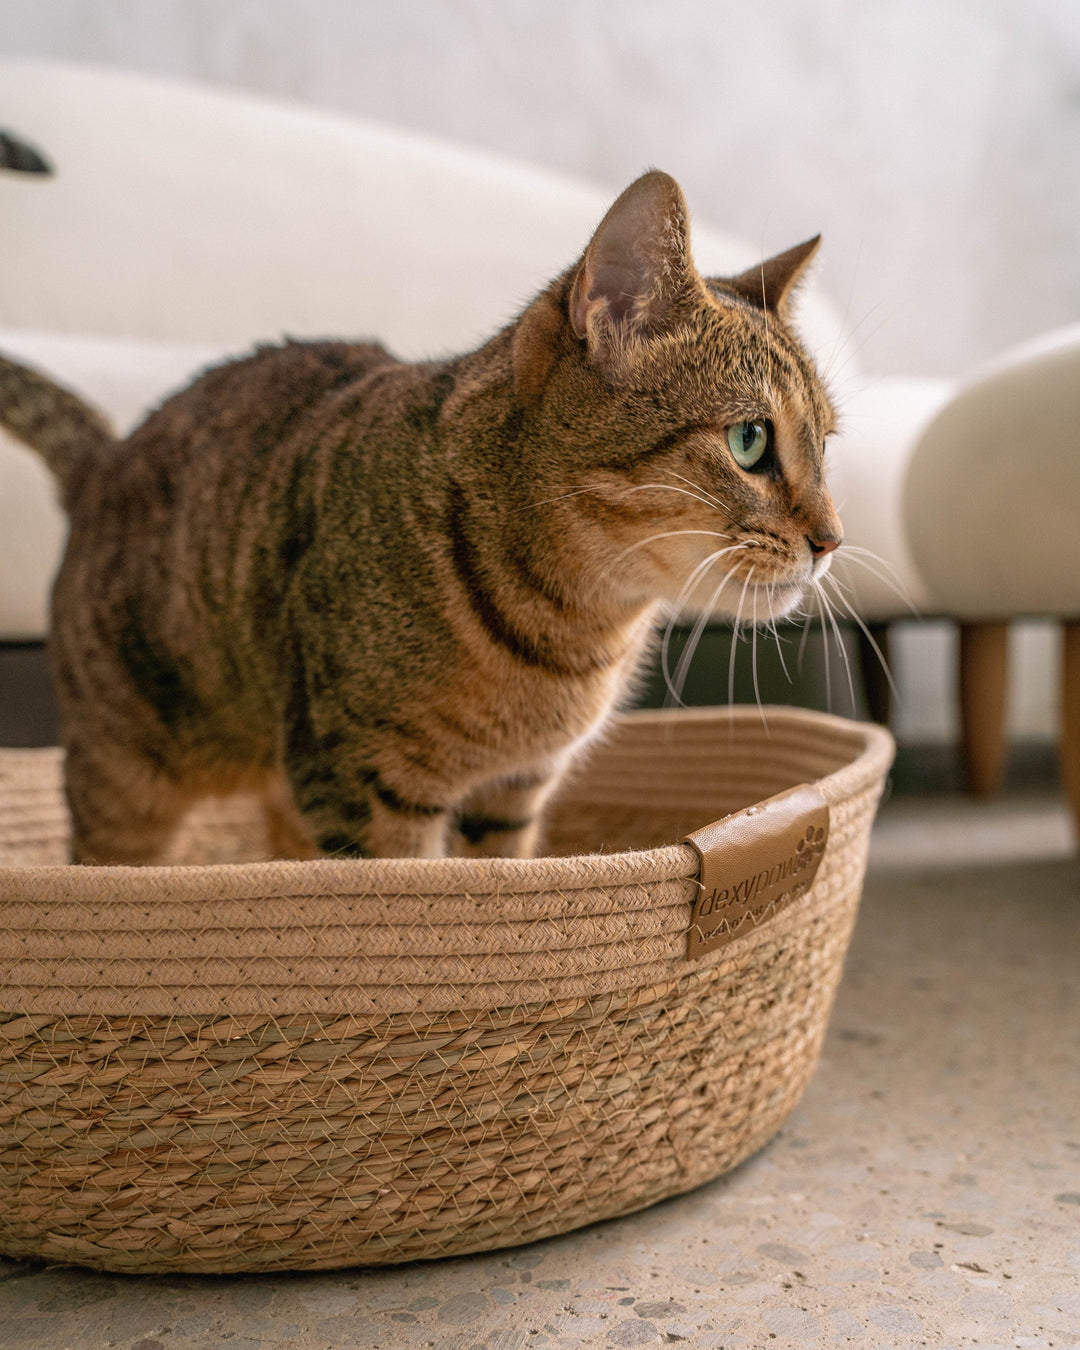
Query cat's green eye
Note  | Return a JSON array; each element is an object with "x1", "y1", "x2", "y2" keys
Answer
[{"x1": 727, "y1": 420, "x2": 771, "y2": 470}]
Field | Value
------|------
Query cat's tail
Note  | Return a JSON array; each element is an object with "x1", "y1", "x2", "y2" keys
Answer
[{"x1": 0, "y1": 352, "x2": 115, "y2": 507}]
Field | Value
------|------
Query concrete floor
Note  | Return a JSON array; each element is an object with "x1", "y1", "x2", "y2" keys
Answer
[{"x1": 1, "y1": 748, "x2": 1078, "y2": 1350}]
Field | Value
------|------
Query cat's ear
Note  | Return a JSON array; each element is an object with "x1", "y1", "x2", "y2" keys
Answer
[
  {"x1": 718, "y1": 236, "x2": 821, "y2": 317},
  {"x1": 569, "y1": 170, "x2": 693, "y2": 345}
]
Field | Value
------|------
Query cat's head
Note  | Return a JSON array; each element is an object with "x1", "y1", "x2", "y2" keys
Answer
[{"x1": 512, "y1": 170, "x2": 841, "y2": 623}]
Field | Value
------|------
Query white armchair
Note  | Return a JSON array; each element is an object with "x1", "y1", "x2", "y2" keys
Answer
[
  {"x1": 903, "y1": 325, "x2": 1080, "y2": 826},
  {"x1": 829, "y1": 331, "x2": 1080, "y2": 840}
]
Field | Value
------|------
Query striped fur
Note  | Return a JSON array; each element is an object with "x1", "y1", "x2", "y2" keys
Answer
[{"x1": 2, "y1": 172, "x2": 841, "y2": 862}]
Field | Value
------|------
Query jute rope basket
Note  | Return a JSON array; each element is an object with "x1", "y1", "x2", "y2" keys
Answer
[{"x1": 0, "y1": 706, "x2": 892, "y2": 1274}]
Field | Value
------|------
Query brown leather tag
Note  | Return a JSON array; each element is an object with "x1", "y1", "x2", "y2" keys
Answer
[{"x1": 683, "y1": 783, "x2": 830, "y2": 960}]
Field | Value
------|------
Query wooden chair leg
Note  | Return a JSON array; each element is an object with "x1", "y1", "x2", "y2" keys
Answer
[
  {"x1": 1063, "y1": 620, "x2": 1080, "y2": 845},
  {"x1": 856, "y1": 621, "x2": 892, "y2": 726},
  {"x1": 958, "y1": 622, "x2": 1009, "y2": 796}
]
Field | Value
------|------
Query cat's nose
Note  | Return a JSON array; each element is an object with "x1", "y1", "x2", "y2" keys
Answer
[{"x1": 807, "y1": 535, "x2": 841, "y2": 558}]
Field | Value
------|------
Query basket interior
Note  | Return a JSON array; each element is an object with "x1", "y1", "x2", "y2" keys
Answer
[
  {"x1": 545, "y1": 706, "x2": 874, "y2": 853},
  {"x1": 0, "y1": 707, "x2": 878, "y2": 868}
]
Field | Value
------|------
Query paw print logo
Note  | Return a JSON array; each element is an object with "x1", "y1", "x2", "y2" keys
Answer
[{"x1": 794, "y1": 824, "x2": 827, "y2": 871}]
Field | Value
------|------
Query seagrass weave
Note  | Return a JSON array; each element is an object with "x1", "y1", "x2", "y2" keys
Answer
[{"x1": 0, "y1": 707, "x2": 892, "y2": 1273}]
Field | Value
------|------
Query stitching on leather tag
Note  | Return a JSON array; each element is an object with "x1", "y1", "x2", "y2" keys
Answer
[{"x1": 683, "y1": 783, "x2": 830, "y2": 960}]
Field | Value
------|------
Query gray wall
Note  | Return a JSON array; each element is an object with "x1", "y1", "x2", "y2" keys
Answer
[{"x1": 2, "y1": 0, "x2": 1077, "y2": 379}]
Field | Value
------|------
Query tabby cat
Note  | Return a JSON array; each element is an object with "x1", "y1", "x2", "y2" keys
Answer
[{"x1": 0, "y1": 170, "x2": 841, "y2": 864}]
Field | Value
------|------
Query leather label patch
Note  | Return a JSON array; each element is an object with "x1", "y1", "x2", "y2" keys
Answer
[{"x1": 683, "y1": 783, "x2": 830, "y2": 960}]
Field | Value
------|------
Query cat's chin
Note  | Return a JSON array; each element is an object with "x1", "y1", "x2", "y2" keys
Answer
[
  {"x1": 741, "y1": 579, "x2": 808, "y2": 622},
  {"x1": 761, "y1": 580, "x2": 810, "y2": 621},
  {"x1": 668, "y1": 575, "x2": 809, "y2": 624}
]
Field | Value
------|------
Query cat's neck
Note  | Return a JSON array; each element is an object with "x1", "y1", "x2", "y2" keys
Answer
[{"x1": 435, "y1": 336, "x2": 658, "y2": 674}]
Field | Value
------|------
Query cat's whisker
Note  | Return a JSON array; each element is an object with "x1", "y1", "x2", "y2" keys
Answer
[
  {"x1": 796, "y1": 607, "x2": 815, "y2": 675},
  {"x1": 758, "y1": 261, "x2": 773, "y2": 371},
  {"x1": 813, "y1": 578, "x2": 857, "y2": 716},
  {"x1": 820, "y1": 303, "x2": 900, "y2": 388},
  {"x1": 831, "y1": 548, "x2": 918, "y2": 612},
  {"x1": 513, "y1": 485, "x2": 608, "y2": 513},
  {"x1": 668, "y1": 580, "x2": 722, "y2": 707},
  {"x1": 767, "y1": 583, "x2": 794, "y2": 686},
  {"x1": 813, "y1": 585, "x2": 834, "y2": 711},
  {"x1": 820, "y1": 572, "x2": 902, "y2": 705},
  {"x1": 668, "y1": 543, "x2": 748, "y2": 613},
  {"x1": 818, "y1": 240, "x2": 865, "y2": 387},
  {"x1": 750, "y1": 585, "x2": 770, "y2": 736},
  {"x1": 820, "y1": 569, "x2": 863, "y2": 610},
  {"x1": 664, "y1": 541, "x2": 749, "y2": 620},
  {"x1": 666, "y1": 554, "x2": 749, "y2": 706},
  {"x1": 518, "y1": 478, "x2": 730, "y2": 516},
  {"x1": 664, "y1": 470, "x2": 732, "y2": 513},
  {"x1": 660, "y1": 550, "x2": 728, "y2": 699},
  {"x1": 727, "y1": 569, "x2": 756, "y2": 714},
  {"x1": 606, "y1": 528, "x2": 735, "y2": 573},
  {"x1": 619, "y1": 481, "x2": 728, "y2": 512},
  {"x1": 820, "y1": 303, "x2": 896, "y2": 391},
  {"x1": 839, "y1": 543, "x2": 909, "y2": 586},
  {"x1": 661, "y1": 547, "x2": 749, "y2": 703},
  {"x1": 833, "y1": 296, "x2": 892, "y2": 354},
  {"x1": 833, "y1": 548, "x2": 921, "y2": 617}
]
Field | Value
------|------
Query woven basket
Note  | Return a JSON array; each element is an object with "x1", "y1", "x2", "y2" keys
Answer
[{"x1": 0, "y1": 706, "x2": 892, "y2": 1274}]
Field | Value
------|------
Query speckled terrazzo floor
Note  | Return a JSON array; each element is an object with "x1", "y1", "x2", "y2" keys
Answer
[{"x1": 2, "y1": 748, "x2": 1078, "y2": 1350}]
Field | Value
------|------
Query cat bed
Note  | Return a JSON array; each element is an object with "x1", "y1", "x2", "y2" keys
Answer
[{"x1": 0, "y1": 706, "x2": 892, "y2": 1274}]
